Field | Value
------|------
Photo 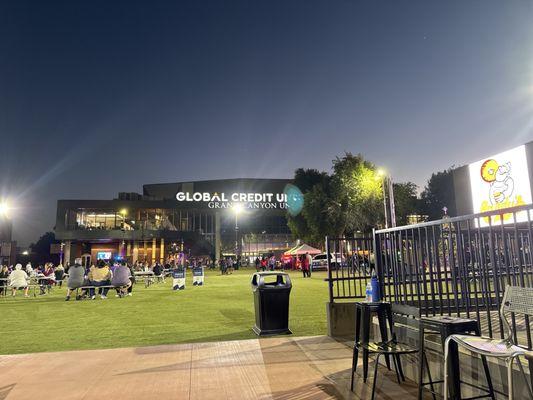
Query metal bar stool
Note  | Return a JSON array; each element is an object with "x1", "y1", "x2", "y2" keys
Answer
[
  {"x1": 352, "y1": 301, "x2": 395, "y2": 387},
  {"x1": 418, "y1": 315, "x2": 494, "y2": 400}
]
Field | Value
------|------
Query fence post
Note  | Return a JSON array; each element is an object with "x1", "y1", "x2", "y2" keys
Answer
[{"x1": 325, "y1": 236, "x2": 334, "y2": 303}]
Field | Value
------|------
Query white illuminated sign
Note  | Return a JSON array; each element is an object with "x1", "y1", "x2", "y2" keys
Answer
[
  {"x1": 468, "y1": 145, "x2": 532, "y2": 226},
  {"x1": 175, "y1": 192, "x2": 288, "y2": 209}
]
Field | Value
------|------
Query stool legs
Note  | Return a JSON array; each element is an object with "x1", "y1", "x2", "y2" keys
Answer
[
  {"x1": 418, "y1": 326, "x2": 425, "y2": 400},
  {"x1": 350, "y1": 343, "x2": 358, "y2": 391},
  {"x1": 516, "y1": 356, "x2": 533, "y2": 399},
  {"x1": 362, "y1": 307, "x2": 371, "y2": 382},
  {"x1": 507, "y1": 357, "x2": 514, "y2": 400},
  {"x1": 443, "y1": 337, "x2": 450, "y2": 400},
  {"x1": 480, "y1": 355, "x2": 495, "y2": 400},
  {"x1": 377, "y1": 311, "x2": 392, "y2": 370},
  {"x1": 392, "y1": 354, "x2": 402, "y2": 384},
  {"x1": 371, "y1": 354, "x2": 381, "y2": 400},
  {"x1": 423, "y1": 352, "x2": 437, "y2": 400}
]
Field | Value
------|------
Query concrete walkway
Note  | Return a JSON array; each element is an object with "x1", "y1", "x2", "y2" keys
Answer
[{"x1": 0, "y1": 336, "x2": 430, "y2": 399}]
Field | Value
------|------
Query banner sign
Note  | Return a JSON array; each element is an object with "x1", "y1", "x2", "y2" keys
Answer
[
  {"x1": 176, "y1": 191, "x2": 289, "y2": 210},
  {"x1": 172, "y1": 268, "x2": 186, "y2": 290},
  {"x1": 468, "y1": 144, "x2": 532, "y2": 227},
  {"x1": 192, "y1": 266, "x2": 204, "y2": 286}
]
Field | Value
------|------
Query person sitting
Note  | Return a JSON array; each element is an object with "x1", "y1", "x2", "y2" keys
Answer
[
  {"x1": 39, "y1": 263, "x2": 56, "y2": 295},
  {"x1": 88, "y1": 261, "x2": 112, "y2": 299},
  {"x1": 9, "y1": 264, "x2": 29, "y2": 297},
  {"x1": 0, "y1": 265, "x2": 9, "y2": 296},
  {"x1": 127, "y1": 264, "x2": 135, "y2": 296},
  {"x1": 54, "y1": 264, "x2": 65, "y2": 287},
  {"x1": 65, "y1": 258, "x2": 87, "y2": 301},
  {"x1": 112, "y1": 261, "x2": 131, "y2": 297}
]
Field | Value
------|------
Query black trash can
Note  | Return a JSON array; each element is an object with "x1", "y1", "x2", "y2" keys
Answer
[{"x1": 251, "y1": 272, "x2": 292, "y2": 336}]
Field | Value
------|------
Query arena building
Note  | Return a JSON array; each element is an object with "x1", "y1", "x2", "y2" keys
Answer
[{"x1": 55, "y1": 178, "x2": 294, "y2": 266}]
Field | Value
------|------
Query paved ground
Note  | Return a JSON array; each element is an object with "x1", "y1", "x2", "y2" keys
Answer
[{"x1": 0, "y1": 336, "x2": 431, "y2": 400}]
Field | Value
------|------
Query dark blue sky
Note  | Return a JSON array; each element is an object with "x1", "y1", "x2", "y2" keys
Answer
[{"x1": 2, "y1": 0, "x2": 533, "y2": 245}]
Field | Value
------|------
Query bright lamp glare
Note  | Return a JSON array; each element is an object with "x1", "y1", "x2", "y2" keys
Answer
[
  {"x1": 233, "y1": 203, "x2": 244, "y2": 215},
  {"x1": 0, "y1": 202, "x2": 9, "y2": 217},
  {"x1": 376, "y1": 168, "x2": 385, "y2": 177}
]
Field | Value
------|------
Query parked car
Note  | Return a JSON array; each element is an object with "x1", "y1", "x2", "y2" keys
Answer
[{"x1": 311, "y1": 253, "x2": 344, "y2": 271}]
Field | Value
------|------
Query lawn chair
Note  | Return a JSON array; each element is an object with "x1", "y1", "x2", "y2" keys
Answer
[{"x1": 443, "y1": 285, "x2": 533, "y2": 399}]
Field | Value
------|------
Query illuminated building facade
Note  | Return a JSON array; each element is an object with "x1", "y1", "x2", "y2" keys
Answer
[{"x1": 55, "y1": 178, "x2": 293, "y2": 265}]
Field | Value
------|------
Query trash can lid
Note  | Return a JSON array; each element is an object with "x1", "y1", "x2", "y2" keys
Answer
[{"x1": 251, "y1": 272, "x2": 292, "y2": 288}]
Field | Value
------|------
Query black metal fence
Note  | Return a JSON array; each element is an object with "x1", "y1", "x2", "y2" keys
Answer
[
  {"x1": 326, "y1": 203, "x2": 533, "y2": 349},
  {"x1": 325, "y1": 236, "x2": 374, "y2": 301}
]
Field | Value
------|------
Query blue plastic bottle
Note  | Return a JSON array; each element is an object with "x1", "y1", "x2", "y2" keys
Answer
[{"x1": 370, "y1": 274, "x2": 380, "y2": 302}]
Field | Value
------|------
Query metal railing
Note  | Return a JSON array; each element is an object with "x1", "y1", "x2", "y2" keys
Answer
[
  {"x1": 374, "y1": 203, "x2": 533, "y2": 349},
  {"x1": 325, "y1": 236, "x2": 375, "y2": 302}
]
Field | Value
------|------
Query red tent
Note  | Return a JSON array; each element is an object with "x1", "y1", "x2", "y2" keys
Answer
[{"x1": 285, "y1": 244, "x2": 322, "y2": 256}]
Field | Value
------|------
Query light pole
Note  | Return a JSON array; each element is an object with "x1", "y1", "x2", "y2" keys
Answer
[
  {"x1": 377, "y1": 169, "x2": 396, "y2": 228},
  {"x1": 233, "y1": 203, "x2": 244, "y2": 259},
  {"x1": 120, "y1": 209, "x2": 128, "y2": 258}
]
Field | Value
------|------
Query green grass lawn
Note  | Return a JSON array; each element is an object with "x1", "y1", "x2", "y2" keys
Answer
[{"x1": 0, "y1": 269, "x2": 329, "y2": 355}]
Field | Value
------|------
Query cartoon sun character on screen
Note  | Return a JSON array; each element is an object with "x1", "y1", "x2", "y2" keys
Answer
[{"x1": 480, "y1": 159, "x2": 514, "y2": 205}]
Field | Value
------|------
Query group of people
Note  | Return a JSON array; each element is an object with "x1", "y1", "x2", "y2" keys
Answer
[
  {"x1": 254, "y1": 255, "x2": 277, "y2": 271},
  {"x1": 253, "y1": 253, "x2": 313, "y2": 277},
  {"x1": 0, "y1": 262, "x2": 67, "y2": 297},
  {"x1": 219, "y1": 257, "x2": 238, "y2": 275},
  {"x1": 0, "y1": 259, "x2": 139, "y2": 300},
  {"x1": 65, "y1": 258, "x2": 135, "y2": 300}
]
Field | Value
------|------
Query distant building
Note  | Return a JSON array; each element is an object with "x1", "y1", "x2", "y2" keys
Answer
[
  {"x1": 0, "y1": 215, "x2": 16, "y2": 265},
  {"x1": 55, "y1": 178, "x2": 294, "y2": 265}
]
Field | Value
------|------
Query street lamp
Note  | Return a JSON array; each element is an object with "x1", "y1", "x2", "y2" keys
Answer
[
  {"x1": 377, "y1": 169, "x2": 396, "y2": 228},
  {"x1": 120, "y1": 209, "x2": 127, "y2": 258},
  {"x1": 233, "y1": 203, "x2": 244, "y2": 259},
  {"x1": 0, "y1": 200, "x2": 11, "y2": 217}
]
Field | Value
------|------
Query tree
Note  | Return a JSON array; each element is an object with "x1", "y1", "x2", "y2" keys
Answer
[
  {"x1": 330, "y1": 153, "x2": 384, "y2": 233},
  {"x1": 420, "y1": 168, "x2": 457, "y2": 220},
  {"x1": 393, "y1": 182, "x2": 422, "y2": 225},
  {"x1": 287, "y1": 168, "x2": 330, "y2": 244}
]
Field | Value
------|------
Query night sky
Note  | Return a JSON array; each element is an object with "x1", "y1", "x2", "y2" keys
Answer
[{"x1": 2, "y1": 0, "x2": 533, "y2": 245}]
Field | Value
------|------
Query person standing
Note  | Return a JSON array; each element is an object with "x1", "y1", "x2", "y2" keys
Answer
[
  {"x1": 219, "y1": 258, "x2": 227, "y2": 275},
  {"x1": 268, "y1": 255, "x2": 276, "y2": 271},
  {"x1": 227, "y1": 257, "x2": 234, "y2": 274},
  {"x1": 254, "y1": 257, "x2": 260, "y2": 272},
  {"x1": 305, "y1": 252, "x2": 313, "y2": 277},
  {"x1": 301, "y1": 254, "x2": 309, "y2": 278}
]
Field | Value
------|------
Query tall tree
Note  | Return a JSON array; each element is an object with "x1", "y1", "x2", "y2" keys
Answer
[
  {"x1": 330, "y1": 153, "x2": 384, "y2": 234},
  {"x1": 287, "y1": 168, "x2": 330, "y2": 244},
  {"x1": 420, "y1": 168, "x2": 457, "y2": 220}
]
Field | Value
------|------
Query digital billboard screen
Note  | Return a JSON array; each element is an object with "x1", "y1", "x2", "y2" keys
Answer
[{"x1": 468, "y1": 144, "x2": 532, "y2": 227}]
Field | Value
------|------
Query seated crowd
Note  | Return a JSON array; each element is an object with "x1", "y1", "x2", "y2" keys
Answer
[{"x1": 0, "y1": 258, "x2": 171, "y2": 300}]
